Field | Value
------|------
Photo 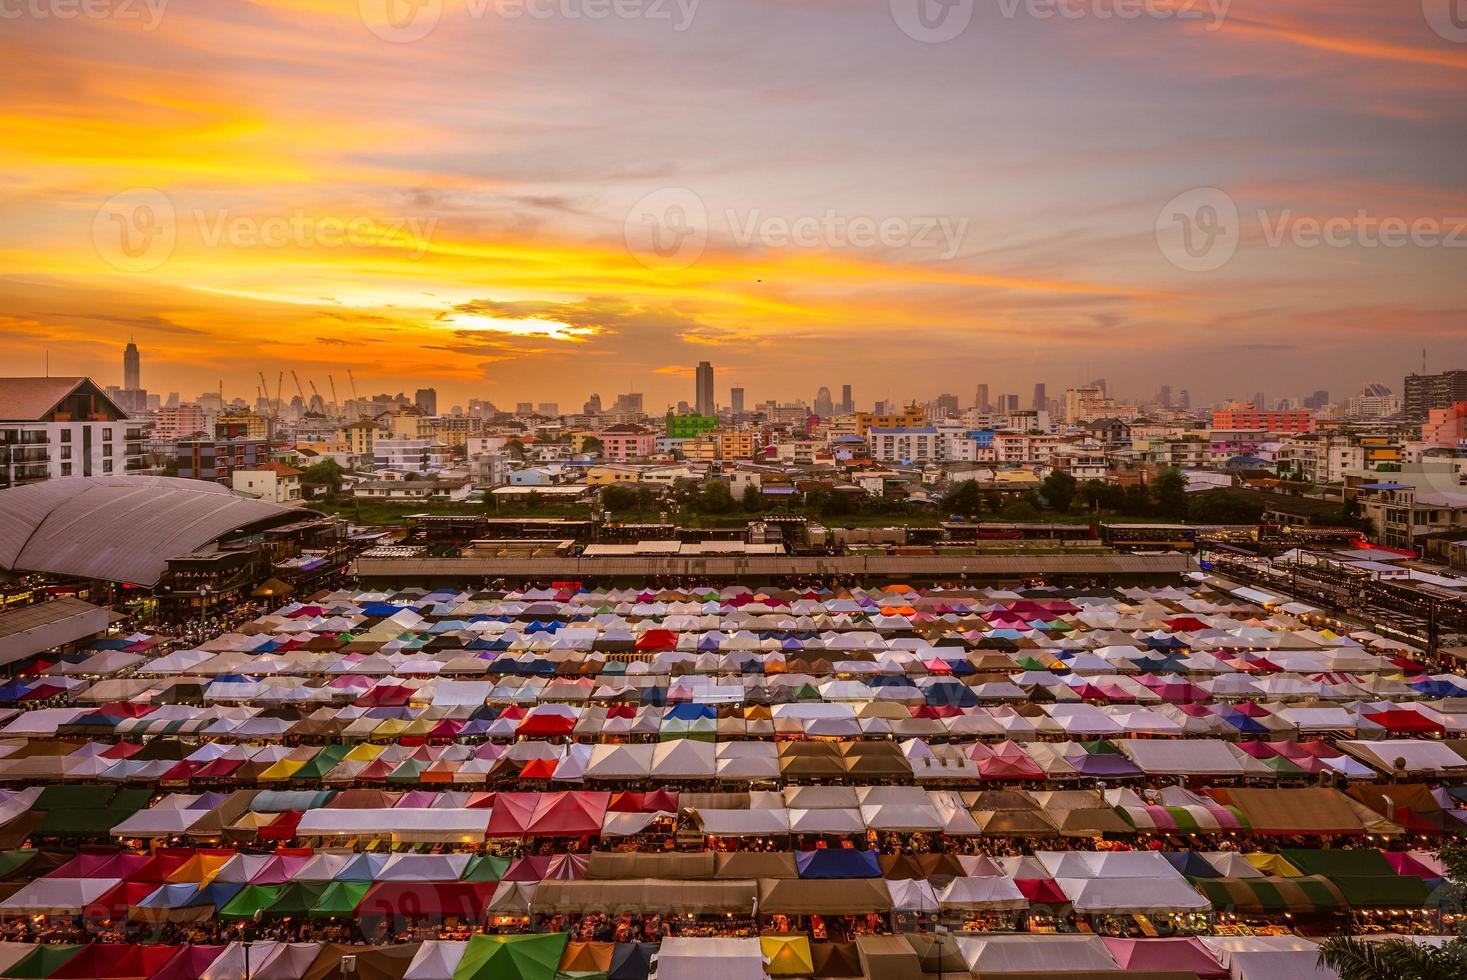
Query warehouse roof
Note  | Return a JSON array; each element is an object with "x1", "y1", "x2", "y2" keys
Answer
[{"x1": 0, "y1": 476, "x2": 307, "y2": 586}]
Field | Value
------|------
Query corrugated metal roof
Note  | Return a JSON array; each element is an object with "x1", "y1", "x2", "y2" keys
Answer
[
  {"x1": 355, "y1": 553, "x2": 1195, "y2": 579},
  {"x1": 0, "y1": 476, "x2": 301, "y2": 586},
  {"x1": 0, "y1": 597, "x2": 122, "y2": 666}
]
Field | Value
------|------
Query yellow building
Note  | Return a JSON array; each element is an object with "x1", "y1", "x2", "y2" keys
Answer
[
  {"x1": 384, "y1": 411, "x2": 428, "y2": 439},
  {"x1": 586, "y1": 464, "x2": 642, "y2": 485},
  {"x1": 217, "y1": 411, "x2": 269, "y2": 440},
  {"x1": 855, "y1": 404, "x2": 925, "y2": 435},
  {"x1": 716, "y1": 430, "x2": 758, "y2": 459},
  {"x1": 339, "y1": 420, "x2": 386, "y2": 457},
  {"x1": 682, "y1": 435, "x2": 721, "y2": 463}
]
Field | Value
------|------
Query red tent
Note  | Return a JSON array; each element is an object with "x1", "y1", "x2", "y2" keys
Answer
[
  {"x1": 634, "y1": 629, "x2": 679, "y2": 652},
  {"x1": 256, "y1": 810, "x2": 304, "y2": 842},
  {"x1": 85, "y1": 881, "x2": 160, "y2": 921},
  {"x1": 151, "y1": 945, "x2": 226, "y2": 980},
  {"x1": 527, "y1": 791, "x2": 609, "y2": 837},
  {"x1": 1101, "y1": 937, "x2": 1227, "y2": 979},
  {"x1": 1364, "y1": 710, "x2": 1444, "y2": 735},
  {"x1": 356, "y1": 881, "x2": 496, "y2": 925},
  {"x1": 1015, "y1": 878, "x2": 1069, "y2": 904},
  {"x1": 52, "y1": 943, "x2": 184, "y2": 978},
  {"x1": 486, "y1": 792, "x2": 539, "y2": 837}
]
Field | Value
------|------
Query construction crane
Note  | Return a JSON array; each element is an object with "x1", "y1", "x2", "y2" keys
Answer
[
  {"x1": 327, "y1": 374, "x2": 340, "y2": 417},
  {"x1": 291, "y1": 370, "x2": 306, "y2": 407},
  {"x1": 308, "y1": 379, "x2": 323, "y2": 414},
  {"x1": 346, "y1": 369, "x2": 360, "y2": 418},
  {"x1": 275, "y1": 371, "x2": 285, "y2": 424}
]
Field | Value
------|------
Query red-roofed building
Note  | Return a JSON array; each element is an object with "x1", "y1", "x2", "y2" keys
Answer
[{"x1": 231, "y1": 461, "x2": 304, "y2": 504}]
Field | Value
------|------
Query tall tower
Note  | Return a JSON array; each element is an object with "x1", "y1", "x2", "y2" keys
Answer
[
  {"x1": 975, "y1": 384, "x2": 990, "y2": 412},
  {"x1": 1032, "y1": 383, "x2": 1047, "y2": 411},
  {"x1": 123, "y1": 339, "x2": 141, "y2": 390},
  {"x1": 730, "y1": 387, "x2": 745, "y2": 415},
  {"x1": 840, "y1": 384, "x2": 853, "y2": 414},
  {"x1": 694, "y1": 361, "x2": 715, "y2": 416}
]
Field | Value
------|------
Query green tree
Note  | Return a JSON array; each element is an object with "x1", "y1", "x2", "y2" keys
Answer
[
  {"x1": 1187, "y1": 490, "x2": 1265, "y2": 524},
  {"x1": 580, "y1": 437, "x2": 603, "y2": 456},
  {"x1": 1041, "y1": 469, "x2": 1077, "y2": 513},
  {"x1": 302, "y1": 458, "x2": 344, "y2": 494},
  {"x1": 1000, "y1": 499, "x2": 1040, "y2": 521},
  {"x1": 699, "y1": 480, "x2": 736, "y2": 514},
  {"x1": 942, "y1": 480, "x2": 983, "y2": 515},
  {"x1": 1151, "y1": 467, "x2": 1189, "y2": 519},
  {"x1": 635, "y1": 486, "x2": 657, "y2": 518},
  {"x1": 741, "y1": 484, "x2": 762, "y2": 512},
  {"x1": 504, "y1": 438, "x2": 526, "y2": 461},
  {"x1": 601, "y1": 484, "x2": 638, "y2": 512}
]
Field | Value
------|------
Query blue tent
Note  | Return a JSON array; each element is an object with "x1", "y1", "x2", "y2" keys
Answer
[{"x1": 796, "y1": 849, "x2": 881, "y2": 879}]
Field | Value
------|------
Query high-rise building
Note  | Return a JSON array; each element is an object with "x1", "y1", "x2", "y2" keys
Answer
[
  {"x1": 975, "y1": 384, "x2": 990, "y2": 412},
  {"x1": 814, "y1": 387, "x2": 834, "y2": 417},
  {"x1": 1178, "y1": 389, "x2": 1191, "y2": 410},
  {"x1": 1302, "y1": 389, "x2": 1329, "y2": 410},
  {"x1": 414, "y1": 387, "x2": 438, "y2": 416},
  {"x1": 123, "y1": 340, "x2": 140, "y2": 391},
  {"x1": 1252, "y1": 391, "x2": 1267, "y2": 410},
  {"x1": 1404, "y1": 370, "x2": 1467, "y2": 420},
  {"x1": 583, "y1": 394, "x2": 602, "y2": 415},
  {"x1": 730, "y1": 387, "x2": 745, "y2": 415},
  {"x1": 999, "y1": 394, "x2": 1020, "y2": 413},
  {"x1": 1088, "y1": 378, "x2": 1107, "y2": 397},
  {"x1": 840, "y1": 384, "x2": 853, "y2": 414},
  {"x1": 1156, "y1": 384, "x2": 1173, "y2": 408},
  {"x1": 934, "y1": 393, "x2": 959, "y2": 418},
  {"x1": 694, "y1": 361, "x2": 715, "y2": 416},
  {"x1": 1032, "y1": 383, "x2": 1047, "y2": 411}
]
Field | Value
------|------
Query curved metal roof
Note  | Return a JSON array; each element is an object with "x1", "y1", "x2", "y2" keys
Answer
[{"x1": 0, "y1": 476, "x2": 303, "y2": 586}]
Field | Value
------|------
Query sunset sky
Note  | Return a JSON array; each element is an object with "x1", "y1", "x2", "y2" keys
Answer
[{"x1": 2, "y1": 0, "x2": 1465, "y2": 411}]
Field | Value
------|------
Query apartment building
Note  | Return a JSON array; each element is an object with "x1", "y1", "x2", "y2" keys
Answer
[{"x1": 0, "y1": 377, "x2": 144, "y2": 487}]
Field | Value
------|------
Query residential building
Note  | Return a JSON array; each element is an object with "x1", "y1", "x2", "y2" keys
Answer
[
  {"x1": 868, "y1": 427, "x2": 941, "y2": 463},
  {"x1": 665, "y1": 412, "x2": 718, "y2": 441},
  {"x1": 352, "y1": 478, "x2": 472, "y2": 504},
  {"x1": 153, "y1": 404, "x2": 207, "y2": 441},
  {"x1": 856, "y1": 404, "x2": 925, "y2": 435},
  {"x1": 716, "y1": 430, "x2": 758, "y2": 460},
  {"x1": 0, "y1": 377, "x2": 144, "y2": 486},
  {"x1": 176, "y1": 436, "x2": 269, "y2": 484},
  {"x1": 414, "y1": 387, "x2": 438, "y2": 415},
  {"x1": 586, "y1": 464, "x2": 643, "y2": 485},
  {"x1": 1421, "y1": 402, "x2": 1467, "y2": 449},
  {"x1": 373, "y1": 437, "x2": 449, "y2": 473},
  {"x1": 1404, "y1": 369, "x2": 1467, "y2": 420},
  {"x1": 1349, "y1": 383, "x2": 1402, "y2": 419},
  {"x1": 1209, "y1": 406, "x2": 1316, "y2": 433},
  {"x1": 597, "y1": 423, "x2": 657, "y2": 461},
  {"x1": 339, "y1": 420, "x2": 387, "y2": 459},
  {"x1": 216, "y1": 410, "x2": 269, "y2": 440},
  {"x1": 1063, "y1": 386, "x2": 1110, "y2": 423},
  {"x1": 231, "y1": 462, "x2": 304, "y2": 504}
]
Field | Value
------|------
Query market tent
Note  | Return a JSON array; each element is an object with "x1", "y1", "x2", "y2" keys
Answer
[
  {"x1": 403, "y1": 941, "x2": 468, "y2": 980},
  {"x1": 760, "y1": 935, "x2": 814, "y2": 977},
  {"x1": 650, "y1": 938, "x2": 766, "y2": 980},
  {"x1": 756, "y1": 877, "x2": 893, "y2": 915},
  {"x1": 958, "y1": 934, "x2": 1119, "y2": 973},
  {"x1": 1206, "y1": 788, "x2": 1385, "y2": 835},
  {"x1": 807, "y1": 942, "x2": 861, "y2": 979},
  {"x1": 451, "y1": 933, "x2": 568, "y2": 980},
  {"x1": 1054, "y1": 875, "x2": 1211, "y2": 914},
  {"x1": 853, "y1": 935, "x2": 923, "y2": 980},
  {"x1": 794, "y1": 849, "x2": 880, "y2": 879},
  {"x1": 558, "y1": 941, "x2": 614, "y2": 975},
  {"x1": 1102, "y1": 937, "x2": 1227, "y2": 979},
  {"x1": 301, "y1": 943, "x2": 421, "y2": 980},
  {"x1": 356, "y1": 882, "x2": 497, "y2": 926},
  {"x1": 1193, "y1": 876, "x2": 1346, "y2": 915},
  {"x1": 530, "y1": 879, "x2": 756, "y2": 915},
  {"x1": 607, "y1": 942, "x2": 656, "y2": 980},
  {"x1": 936, "y1": 875, "x2": 1027, "y2": 911}
]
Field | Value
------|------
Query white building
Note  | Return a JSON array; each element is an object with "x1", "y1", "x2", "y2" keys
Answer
[
  {"x1": 868, "y1": 427, "x2": 941, "y2": 464},
  {"x1": 0, "y1": 377, "x2": 143, "y2": 487},
  {"x1": 231, "y1": 462, "x2": 304, "y2": 504},
  {"x1": 373, "y1": 437, "x2": 450, "y2": 473}
]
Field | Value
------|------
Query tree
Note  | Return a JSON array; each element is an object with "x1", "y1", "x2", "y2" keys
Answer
[
  {"x1": 941, "y1": 480, "x2": 984, "y2": 516},
  {"x1": 741, "y1": 484, "x2": 762, "y2": 512},
  {"x1": 1187, "y1": 490, "x2": 1265, "y2": 524},
  {"x1": 1151, "y1": 467, "x2": 1189, "y2": 519},
  {"x1": 302, "y1": 458, "x2": 344, "y2": 494},
  {"x1": 601, "y1": 484, "x2": 638, "y2": 512},
  {"x1": 1000, "y1": 499, "x2": 1040, "y2": 521},
  {"x1": 635, "y1": 486, "x2": 657, "y2": 518},
  {"x1": 1317, "y1": 842, "x2": 1467, "y2": 979},
  {"x1": 580, "y1": 437, "x2": 603, "y2": 456},
  {"x1": 699, "y1": 480, "x2": 736, "y2": 514},
  {"x1": 1041, "y1": 469, "x2": 1077, "y2": 513}
]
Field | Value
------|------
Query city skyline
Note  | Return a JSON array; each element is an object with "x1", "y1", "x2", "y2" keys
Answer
[{"x1": 1, "y1": 3, "x2": 1464, "y2": 407}]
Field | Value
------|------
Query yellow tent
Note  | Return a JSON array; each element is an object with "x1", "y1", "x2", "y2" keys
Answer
[
  {"x1": 1245, "y1": 852, "x2": 1303, "y2": 877},
  {"x1": 761, "y1": 935, "x2": 815, "y2": 977}
]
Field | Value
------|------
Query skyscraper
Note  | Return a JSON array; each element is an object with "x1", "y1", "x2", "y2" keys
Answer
[
  {"x1": 414, "y1": 387, "x2": 438, "y2": 415},
  {"x1": 694, "y1": 361, "x2": 715, "y2": 416},
  {"x1": 975, "y1": 384, "x2": 990, "y2": 412},
  {"x1": 729, "y1": 387, "x2": 745, "y2": 415},
  {"x1": 814, "y1": 387, "x2": 834, "y2": 417},
  {"x1": 840, "y1": 384, "x2": 853, "y2": 414},
  {"x1": 123, "y1": 339, "x2": 140, "y2": 390},
  {"x1": 1032, "y1": 383, "x2": 1047, "y2": 411}
]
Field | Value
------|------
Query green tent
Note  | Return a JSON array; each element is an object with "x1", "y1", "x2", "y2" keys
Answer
[
  {"x1": 454, "y1": 933, "x2": 569, "y2": 980},
  {"x1": 292, "y1": 744, "x2": 351, "y2": 781},
  {"x1": 1280, "y1": 849, "x2": 1395, "y2": 878},
  {"x1": 0, "y1": 849, "x2": 42, "y2": 880},
  {"x1": 310, "y1": 880, "x2": 371, "y2": 918},
  {"x1": 2, "y1": 944, "x2": 82, "y2": 978},
  {"x1": 387, "y1": 759, "x2": 431, "y2": 784},
  {"x1": 264, "y1": 880, "x2": 331, "y2": 917},
  {"x1": 461, "y1": 854, "x2": 511, "y2": 882},
  {"x1": 218, "y1": 884, "x2": 284, "y2": 921}
]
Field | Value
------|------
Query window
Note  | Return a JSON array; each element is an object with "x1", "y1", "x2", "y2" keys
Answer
[
  {"x1": 102, "y1": 459, "x2": 113, "y2": 473},
  {"x1": 60, "y1": 463, "x2": 72, "y2": 476},
  {"x1": 60, "y1": 446, "x2": 71, "y2": 460},
  {"x1": 60, "y1": 429, "x2": 72, "y2": 442}
]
